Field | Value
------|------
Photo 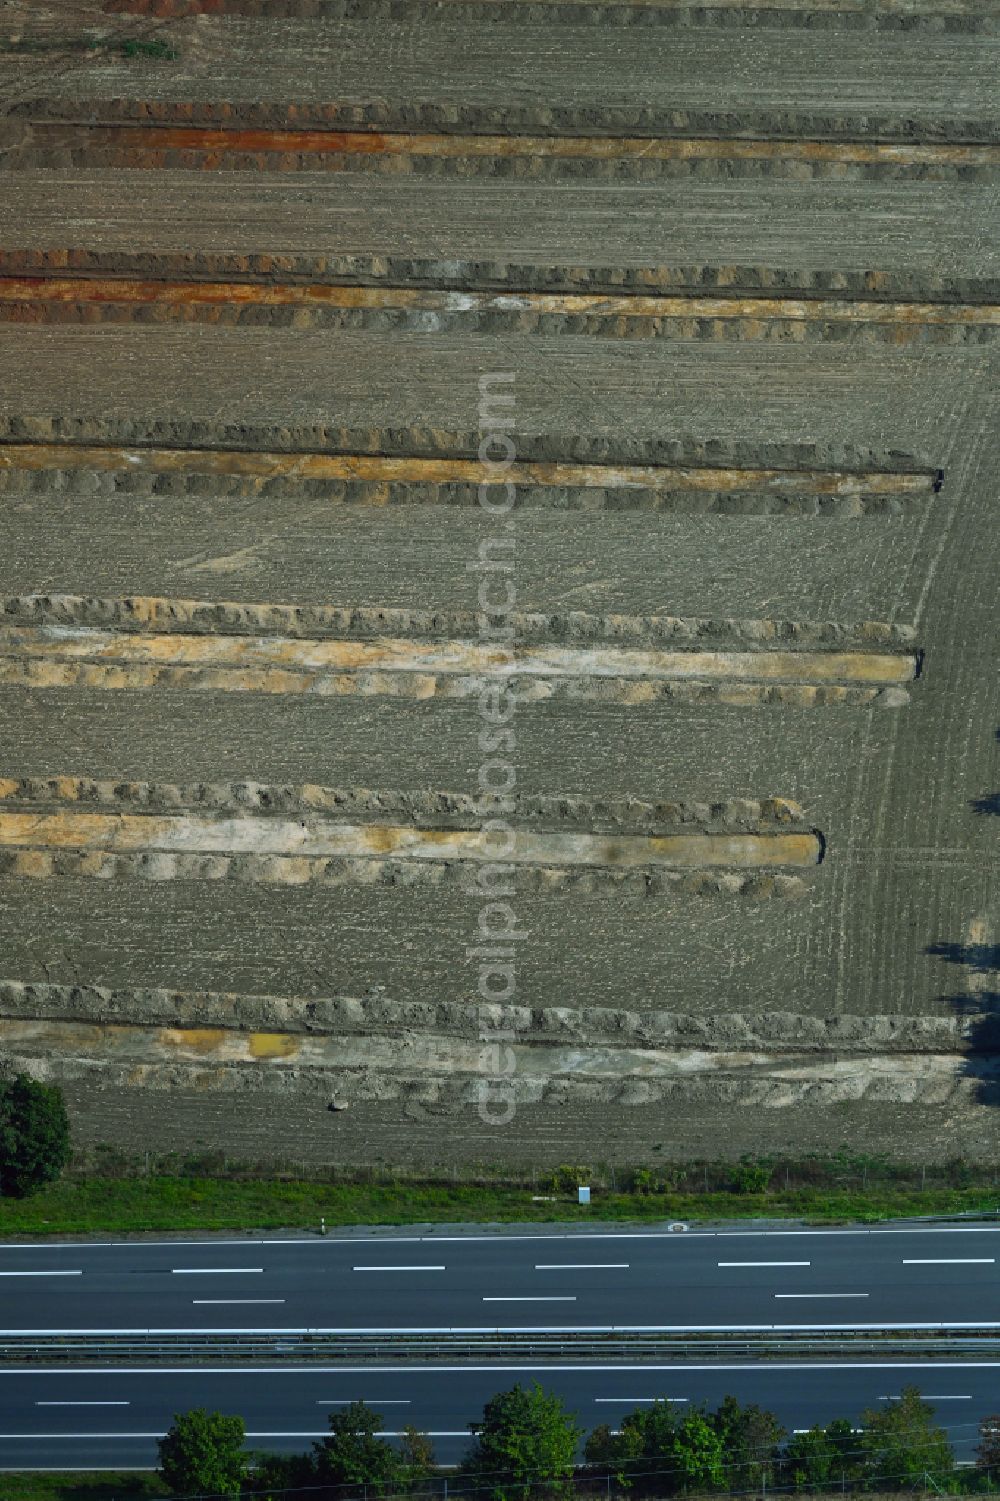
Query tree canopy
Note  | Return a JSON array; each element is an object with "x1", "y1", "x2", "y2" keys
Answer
[
  {"x1": 464, "y1": 1382, "x2": 581, "y2": 1501},
  {"x1": 0, "y1": 1071, "x2": 71, "y2": 1197},
  {"x1": 314, "y1": 1399, "x2": 408, "y2": 1493},
  {"x1": 158, "y1": 1407, "x2": 247, "y2": 1497},
  {"x1": 858, "y1": 1386, "x2": 954, "y2": 1490}
]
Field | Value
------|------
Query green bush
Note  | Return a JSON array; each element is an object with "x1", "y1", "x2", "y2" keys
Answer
[
  {"x1": 548, "y1": 1165, "x2": 591, "y2": 1195},
  {"x1": 858, "y1": 1386, "x2": 954, "y2": 1490},
  {"x1": 158, "y1": 1409, "x2": 247, "y2": 1497},
  {"x1": 120, "y1": 39, "x2": 179, "y2": 60},
  {"x1": 313, "y1": 1400, "x2": 407, "y2": 1494},
  {"x1": 0, "y1": 1072, "x2": 71, "y2": 1197},
  {"x1": 730, "y1": 1156, "x2": 773, "y2": 1194},
  {"x1": 464, "y1": 1383, "x2": 581, "y2": 1501}
]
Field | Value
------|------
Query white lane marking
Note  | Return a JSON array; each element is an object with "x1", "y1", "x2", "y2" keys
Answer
[
  {"x1": 352, "y1": 1266, "x2": 446, "y2": 1272},
  {"x1": 0, "y1": 1271, "x2": 82, "y2": 1278},
  {"x1": 773, "y1": 1294, "x2": 870, "y2": 1300},
  {"x1": 9, "y1": 1319, "x2": 1000, "y2": 1334},
  {"x1": 3, "y1": 1225, "x2": 1000, "y2": 1250},
  {"x1": 317, "y1": 1400, "x2": 412, "y2": 1405},
  {"x1": 595, "y1": 1398, "x2": 687, "y2": 1404},
  {"x1": 719, "y1": 1262, "x2": 811, "y2": 1268},
  {"x1": 902, "y1": 1258, "x2": 996, "y2": 1265},
  {"x1": 172, "y1": 1268, "x2": 264, "y2": 1275},
  {"x1": 419, "y1": 1227, "x2": 1000, "y2": 1242},
  {"x1": 881, "y1": 1394, "x2": 972, "y2": 1401},
  {"x1": 35, "y1": 1402, "x2": 130, "y2": 1407},
  {"x1": 482, "y1": 1297, "x2": 578, "y2": 1303},
  {"x1": 190, "y1": 1300, "x2": 286, "y2": 1306},
  {"x1": 248, "y1": 1432, "x2": 469, "y2": 1439},
  {"x1": 535, "y1": 1264, "x2": 630, "y2": 1270},
  {"x1": 3, "y1": 1361, "x2": 1000, "y2": 1375}
]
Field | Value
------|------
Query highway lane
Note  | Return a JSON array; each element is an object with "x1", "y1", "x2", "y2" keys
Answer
[
  {"x1": 1, "y1": 1225, "x2": 999, "y2": 1333},
  {"x1": 0, "y1": 1360, "x2": 995, "y2": 1470}
]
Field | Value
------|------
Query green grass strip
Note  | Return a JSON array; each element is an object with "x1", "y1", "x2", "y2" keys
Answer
[
  {"x1": 0, "y1": 1475, "x2": 167, "y2": 1500},
  {"x1": 0, "y1": 1177, "x2": 998, "y2": 1237}
]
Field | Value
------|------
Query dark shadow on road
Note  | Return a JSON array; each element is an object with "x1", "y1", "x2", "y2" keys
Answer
[{"x1": 971, "y1": 793, "x2": 1000, "y2": 815}]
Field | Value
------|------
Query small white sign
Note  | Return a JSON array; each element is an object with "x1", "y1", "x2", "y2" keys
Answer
[{"x1": 578, "y1": 1185, "x2": 591, "y2": 1204}]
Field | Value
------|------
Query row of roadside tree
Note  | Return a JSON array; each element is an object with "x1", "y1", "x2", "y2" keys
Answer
[{"x1": 159, "y1": 1384, "x2": 1000, "y2": 1500}]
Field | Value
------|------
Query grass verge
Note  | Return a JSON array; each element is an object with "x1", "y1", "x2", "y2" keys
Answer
[
  {"x1": 0, "y1": 1475, "x2": 166, "y2": 1500},
  {"x1": 0, "y1": 1176, "x2": 998, "y2": 1237}
]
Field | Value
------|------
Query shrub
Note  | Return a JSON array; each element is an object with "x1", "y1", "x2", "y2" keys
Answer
[
  {"x1": 158, "y1": 1408, "x2": 247, "y2": 1497},
  {"x1": 313, "y1": 1400, "x2": 407, "y2": 1493},
  {"x1": 463, "y1": 1382, "x2": 581, "y2": 1501},
  {"x1": 730, "y1": 1157, "x2": 773, "y2": 1194},
  {"x1": 0, "y1": 1071, "x2": 71, "y2": 1197}
]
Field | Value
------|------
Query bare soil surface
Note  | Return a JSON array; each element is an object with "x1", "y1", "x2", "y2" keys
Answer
[{"x1": 0, "y1": 0, "x2": 996, "y2": 1167}]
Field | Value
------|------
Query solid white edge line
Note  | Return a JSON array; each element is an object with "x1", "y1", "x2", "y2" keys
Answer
[
  {"x1": 0, "y1": 1428, "x2": 462, "y2": 1440},
  {"x1": 3, "y1": 1226, "x2": 1000, "y2": 1251},
  {"x1": 3, "y1": 1319, "x2": 999, "y2": 1334},
  {"x1": 3, "y1": 1361, "x2": 1000, "y2": 1375},
  {"x1": 0, "y1": 1431, "x2": 465, "y2": 1440}
]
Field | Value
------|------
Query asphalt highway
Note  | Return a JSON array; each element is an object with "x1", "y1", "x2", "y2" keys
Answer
[
  {"x1": 0, "y1": 1359, "x2": 997, "y2": 1471},
  {"x1": 1, "y1": 1224, "x2": 999, "y2": 1335}
]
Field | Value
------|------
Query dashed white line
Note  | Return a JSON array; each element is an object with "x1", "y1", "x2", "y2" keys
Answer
[
  {"x1": 719, "y1": 1262, "x2": 811, "y2": 1268},
  {"x1": 190, "y1": 1300, "x2": 286, "y2": 1306},
  {"x1": 353, "y1": 1266, "x2": 446, "y2": 1273},
  {"x1": 774, "y1": 1293, "x2": 869, "y2": 1300},
  {"x1": 317, "y1": 1400, "x2": 412, "y2": 1405},
  {"x1": 881, "y1": 1395, "x2": 972, "y2": 1401},
  {"x1": 35, "y1": 1402, "x2": 130, "y2": 1408},
  {"x1": 902, "y1": 1259, "x2": 995, "y2": 1266},
  {"x1": 595, "y1": 1398, "x2": 688, "y2": 1404},
  {"x1": 482, "y1": 1297, "x2": 578, "y2": 1303},
  {"x1": 172, "y1": 1268, "x2": 264, "y2": 1275},
  {"x1": 535, "y1": 1264, "x2": 629, "y2": 1271},
  {"x1": 248, "y1": 1432, "x2": 469, "y2": 1439},
  {"x1": 0, "y1": 1271, "x2": 82, "y2": 1278}
]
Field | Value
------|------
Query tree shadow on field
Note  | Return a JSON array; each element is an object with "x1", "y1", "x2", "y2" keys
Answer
[
  {"x1": 968, "y1": 729, "x2": 1000, "y2": 816},
  {"x1": 931, "y1": 942, "x2": 1000, "y2": 1107}
]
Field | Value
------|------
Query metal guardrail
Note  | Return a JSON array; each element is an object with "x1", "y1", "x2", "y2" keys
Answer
[{"x1": 2, "y1": 1332, "x2": 1000, "y2": 1364}]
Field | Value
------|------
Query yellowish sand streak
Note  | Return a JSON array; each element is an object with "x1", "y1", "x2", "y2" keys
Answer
[
  {"x1": 1, "y1": 279, "x2": 994, "y2": 327},
  {"x1": 0, "y1": 627, "x2": 916, "y2": 685},
  {"x1": 0, "y1": 812, "x2": 821, "y2": 869},
  {"x1": 0, "y1": 443, "x2": 934, "y2": 498}
]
